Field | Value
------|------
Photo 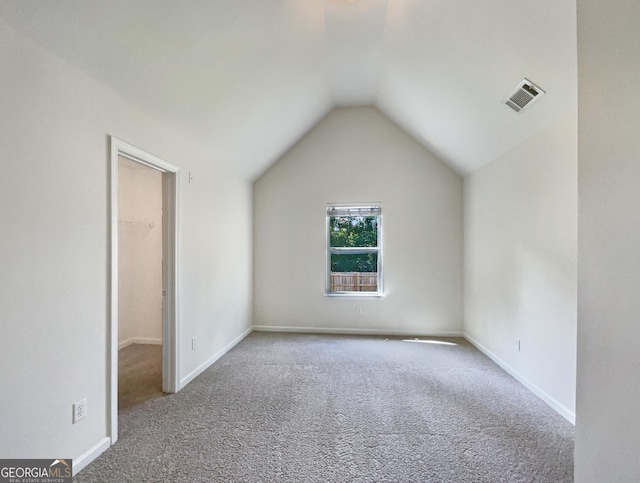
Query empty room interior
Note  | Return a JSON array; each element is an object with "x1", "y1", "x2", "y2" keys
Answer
[{"x1": 0, "y1": 1, "x2": 639, "y2": 482}]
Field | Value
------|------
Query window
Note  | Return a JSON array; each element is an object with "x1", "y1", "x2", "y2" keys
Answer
[{"x1": 326, "y1": 204, "x2": 382, "y2": 296}]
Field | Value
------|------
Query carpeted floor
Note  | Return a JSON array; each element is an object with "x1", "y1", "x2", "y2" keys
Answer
[
  {"x1": 77, "y1": 332, "x2": 574, "y2": 482},
  {"x1": 118, "y1": 343, "x2": 164, "y2": 410}
]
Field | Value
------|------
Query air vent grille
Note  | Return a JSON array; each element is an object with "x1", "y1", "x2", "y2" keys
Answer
[{"x1": 506, "y1": 79, "x2": 545, "y2": 112}]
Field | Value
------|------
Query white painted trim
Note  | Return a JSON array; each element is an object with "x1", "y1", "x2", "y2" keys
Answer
[
  {"x1": 118, "y1": 337, "x2": 163, "y2": 350},
  {"x1": 325, "y1": 203, "x2": 384, "y2": 296},
  {"x1": 72, "y1": 437, "x2": 110, "y2": 476},
  {"x1": 252, "y1": 325, "x2": 463, "y2": 337},
  {"x1": 324, "y1": 293, "x2": 386, "y2": 299},
  {"x1": 463, "y1": 333, "x2": 576, "y2": 424},
  {"x1": 109, "y1": 136, "x2": 181, "y2": 445},
  {"x1": 162, "y1": 162, "x2": 181, "y2": 395},
  {"x1": 180, "y1": 327, "x2": 253, "y2": 388}
]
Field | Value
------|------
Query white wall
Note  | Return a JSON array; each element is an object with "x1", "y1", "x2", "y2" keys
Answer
[
  {"x1": 118, "y1": 156, "x2": 163, "y2": 347},
  {"x1": 0, "y1": 20, "x2": 252, "y2": 465},
  {"x1": 254, "y1": 107, "x2": 463, "y2": 335},
  {"x1": 464, "y1": 112, "x2": 578, "y2": 422},
  {"x1": 575, "y1": 0, "x2": 640, "y2": 480}
]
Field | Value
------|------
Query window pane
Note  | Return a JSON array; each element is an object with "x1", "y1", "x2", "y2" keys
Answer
[
  {"x1": 329, "y1": 216, "x2": 378, "y2": 248},
  {"x1": 331, "y1": 252, "x2": 378, "y2": 272},
  {"x1": 330, "y1": 253, "x2": 378, "y2": 292}
]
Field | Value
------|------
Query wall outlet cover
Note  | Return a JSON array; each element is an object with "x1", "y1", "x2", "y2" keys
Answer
[{"x1": 73, "y1": 398, "x2": 87, "y2": 424}]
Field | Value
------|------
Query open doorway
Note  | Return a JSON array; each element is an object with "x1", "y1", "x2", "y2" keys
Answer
[
  {"x1": 118, "y1": 156, "x2": 163, "y2": 410},
  {"x1": 109, "y1": 137, "x2": 180, "y2": 445}
]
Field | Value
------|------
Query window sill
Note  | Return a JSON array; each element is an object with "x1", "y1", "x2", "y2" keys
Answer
[{"x1": 324, "y1": 292, "x2": 385, "y2": 299}]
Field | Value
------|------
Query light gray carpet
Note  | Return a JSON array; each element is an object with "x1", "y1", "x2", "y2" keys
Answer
[
  {"x1": 118, "y1": 343, "x2": 163, "y2": 410},
  {"x1": 76, "y1": 332, "x2": 574, "y2": 482}
]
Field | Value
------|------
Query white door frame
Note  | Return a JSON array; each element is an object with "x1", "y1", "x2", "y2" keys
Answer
[{"x1": 109, "y1": 136, "x2": 181, "y2": 444}]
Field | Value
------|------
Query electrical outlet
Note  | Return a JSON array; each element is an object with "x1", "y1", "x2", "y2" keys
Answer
[
  {"x1": 73, "y1": 398, "x2": 87, "y2": 424},
  {"x1": 516, "y1": 339, "x2": 521, "y2": 352},
  {"x1": 355, "y1": 307, "x2": 362, "y2": 316},
  {"x1": 191, "y1": 337, "x2": 197, "y2": 350}
]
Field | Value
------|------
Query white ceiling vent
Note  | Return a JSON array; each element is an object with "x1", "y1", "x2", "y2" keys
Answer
[{"x1": 505, "y1": 79, "x2": 545, "y2": 112}]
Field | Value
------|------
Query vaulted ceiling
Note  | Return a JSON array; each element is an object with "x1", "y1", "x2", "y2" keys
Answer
[{"x1": 0, "y1": 0, "x2": 577, "y2": 179}]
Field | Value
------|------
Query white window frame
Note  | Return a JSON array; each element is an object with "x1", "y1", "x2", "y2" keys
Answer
[{"x1": 325, "y1": 204, "x2": 383, "y2": 297}]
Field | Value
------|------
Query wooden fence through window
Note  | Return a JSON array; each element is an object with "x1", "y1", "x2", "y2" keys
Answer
[{"x1": 330, "y1": 272, "x2": 378, "y2": 292}]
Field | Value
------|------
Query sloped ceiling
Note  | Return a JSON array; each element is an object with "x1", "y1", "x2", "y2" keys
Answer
[{"x1": 0, "y1": 0, "x2": 577, "y2": 179}]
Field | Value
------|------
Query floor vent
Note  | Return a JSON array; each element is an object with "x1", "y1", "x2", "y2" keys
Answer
[{"x1": 505, "y1": 79, "x2": 545, "y2": 112}]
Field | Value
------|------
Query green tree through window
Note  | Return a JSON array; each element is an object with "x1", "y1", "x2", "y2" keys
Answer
[
  {"x1": 326, "y1": 205, "x2": 382, "y2": 294},
  {"x1": 329, "y1": 216, "x2": 378, "y2": 272}
]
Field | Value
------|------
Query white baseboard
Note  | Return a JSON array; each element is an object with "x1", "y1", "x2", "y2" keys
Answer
[
  {"x1": 252, "y1": 325, "x2": 463, "y2": 338},
  {"x1": 118, "y1": 337, "x2": 162, "y2": 350},
  {"x1": 73, "y1": 437, "x2": 110, "y2": 476},
  {"x1": 463, "y1": 333, "x2": 575, "y2": 425},
  {"x1": 180, "y1": 327, "x2": 253, "y2": 388}
]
